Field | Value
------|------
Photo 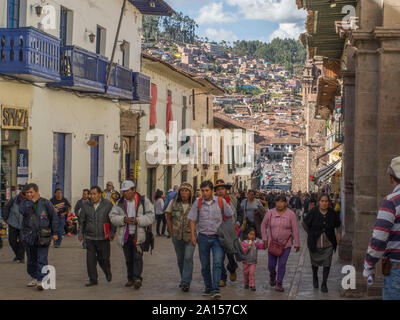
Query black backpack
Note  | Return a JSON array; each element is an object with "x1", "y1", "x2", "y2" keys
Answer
[{"x1": 137, "y1": 194, "x2": 154, "y2": 254}]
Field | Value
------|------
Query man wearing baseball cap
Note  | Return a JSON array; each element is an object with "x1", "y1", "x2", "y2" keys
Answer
[
  {"x1": 109, "y1": 180, "x2": 154, "y2": 289},
  {"x1": 364, "y1": 156, "x2": 400, "y2": 299},
  {"x1": 214, "y1": 179, "x2": 239, "y2": 287}
]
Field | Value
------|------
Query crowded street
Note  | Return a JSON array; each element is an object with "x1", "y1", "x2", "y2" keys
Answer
[{"x1": 0, "y1": 227, "x2": 346, "y2": 300}]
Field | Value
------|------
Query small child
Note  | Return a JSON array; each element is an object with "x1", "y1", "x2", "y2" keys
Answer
[{"x1": 241, "y1": 228, "x2": 265, "y2": 291}]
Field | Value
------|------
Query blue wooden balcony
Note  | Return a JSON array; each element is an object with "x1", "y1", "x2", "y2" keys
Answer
[
  {"x1": 0, "y1": 27, "x2": 60, "y2": 82},
  {"x1": 47, "y1": 46, "x2": 108, "y2": 93},
  {"x1": 105, "y1": 64, "x2": 133, "y2": 100},
  {"x1": 132, "y1": 72, "x2": 150, "y2": 104}
]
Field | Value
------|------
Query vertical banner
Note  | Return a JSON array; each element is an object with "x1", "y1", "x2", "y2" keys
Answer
[
  {"x1": 17, "y1": 149, "x2": 29, "y2": 185},
  {"x1": 150, "y1": 83, "x2": 158, "y2": 126}
]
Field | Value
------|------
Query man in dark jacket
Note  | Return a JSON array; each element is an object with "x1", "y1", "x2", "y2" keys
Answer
[
  {"x1": 78, "y1": 186, "x2": 115, "y2": 287},
  {"x1": 215, "y1": 180, "x2": 239, "y2": 287},
  {"x1": 20, "y1": 183, "x2": 59, "y2": 291},
  {"x1": 74, "y1": 189, "x2": 90, "y2": 249},
  {"x1": 3, "y1": 188, "x2": 27, "y2": 263},
  {"x1": 50, "y1": 189, "x2": 71, "y2": 248}
]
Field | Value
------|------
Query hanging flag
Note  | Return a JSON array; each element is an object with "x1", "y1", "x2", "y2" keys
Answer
[
  {"x1": 150, "y1": 83, "x2": 157, "y2": 126},
  {"x1": 166, "y1": 95, "x2": 173, "y2": 133}
]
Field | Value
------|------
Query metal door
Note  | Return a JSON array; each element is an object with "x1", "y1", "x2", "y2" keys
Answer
[
  {"x1": 90, "y1": 135, "x2": 100, "y2": 187},
  {"x1": 52, "y1": 133, "x2": 65, "y2": 194}
]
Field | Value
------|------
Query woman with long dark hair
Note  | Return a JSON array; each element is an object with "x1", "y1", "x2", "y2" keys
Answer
[
  {"x1": 154, "y1": 189, "x2": 166, "y2": 236},
  {"x1": 302, "y1": 194, "x2": 342, "y2": 293}
]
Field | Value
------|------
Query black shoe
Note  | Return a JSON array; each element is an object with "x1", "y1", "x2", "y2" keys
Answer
[
  {"x1": 202, "y1": 290, "x2": 212, "y2": 296},
  {"x1": 313, "y1": 276, "x2": 319, "y2": 289},
  {"x1": 85, "y1": 281, "x2": 98, "y2": 287},
  {"x1": 106, "y1": 272, "x2": 112, "y2": 282},
  {"x1": 182, "y1": 284, "x2": 190, "y2": 292},
  {"x1": 13, "y1": 257, "x2": 18, "y2": 262},
  {"x1": 321, "y1": 283, "x2": 328, "y2": 293},
  {"x1": 244, "y1": 285, "x2": 249, "y2": 289},
  {"x1": 133, "y1": 280, "x2": 142, "y2": 289},
  {"x1": 18, "y1": 259, "x2": 25, "y2": 264},
  {"x1": 250, "y1": 287, "x2": 256, "y2": 291}
]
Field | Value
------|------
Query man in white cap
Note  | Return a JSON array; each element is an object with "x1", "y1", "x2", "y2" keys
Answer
[
  {"x1": 109, "y1": 180, "x2": 154, "y2": 289},
  {"x1": 364, "y1": 156, "x2": 400, "y2": 300}
]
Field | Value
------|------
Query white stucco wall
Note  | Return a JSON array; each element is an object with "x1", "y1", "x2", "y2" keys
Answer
[
  {"x1": 0, "y1": 81, "x2": 121, "y2": 205},
  {"x1": 1, "y1": 0, "x2": 142, "y2": 71},
  {"x1": 134, "y1": 66, "x2": 195, "y2": 197}
]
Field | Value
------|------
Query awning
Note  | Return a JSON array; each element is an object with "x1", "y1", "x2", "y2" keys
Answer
[
  {"x1": 316, "y1": 143, "x2": 342, "y2": 165},
  {"x1": 316, "y1": 158, "x2": 342, "y2": 183}
]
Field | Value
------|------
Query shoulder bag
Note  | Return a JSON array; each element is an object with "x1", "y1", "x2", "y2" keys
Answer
[
  {"x1": 30, "y1": 208, "x2": 52, "y2": 248},
  {"x1": 267, "y1": 214, "x2": 291, "y2": 257}
]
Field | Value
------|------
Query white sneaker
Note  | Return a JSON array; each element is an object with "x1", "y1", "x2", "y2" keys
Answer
[{"x1": 27, "y1": 278, "x2": 37, "y2": 287}]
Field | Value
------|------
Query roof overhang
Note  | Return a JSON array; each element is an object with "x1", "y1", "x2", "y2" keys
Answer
[
  {"x1": 299, "y1": 0, "x2": 357, "y2": 59},
  {"x1": 128, "y1": 0, "x2": 174, "y2": 16},
  {"x1": 142, "y1": 53, "x2": 204, "y2": 89}
]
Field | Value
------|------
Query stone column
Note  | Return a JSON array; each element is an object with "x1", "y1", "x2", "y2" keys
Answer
[
  {"x1": 338, "y1": 69, "x2": 355, "y2": 263},
  {"x1": 350, "y1": 30, "x2": 381, "y2": 297}
]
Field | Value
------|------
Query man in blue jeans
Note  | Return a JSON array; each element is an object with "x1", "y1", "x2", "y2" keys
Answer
[
  {"x1": 20, "y1": 183, "x2": 59, "y2": 291},
  {"x1": 188, "y1": 180, "x2": 233, "y2": 300},
  {"x1": 364, "y1": 156, "x2": 400, "y2": 300}
]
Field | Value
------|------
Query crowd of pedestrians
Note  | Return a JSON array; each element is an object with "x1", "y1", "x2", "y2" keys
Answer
[
  {"x1": 0, "y1": 178, "x2": 344, "y2": 297},
  {"x1": 14, "y1": 173, "x2": 400, "y2": 299}
]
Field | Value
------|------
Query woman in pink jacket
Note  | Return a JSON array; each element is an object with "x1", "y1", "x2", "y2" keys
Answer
[{"x1": 261, "y1": 194, "x2": 300, "y2": 292}]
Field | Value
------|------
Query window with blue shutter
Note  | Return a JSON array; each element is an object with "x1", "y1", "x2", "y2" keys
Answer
[{"x1": 7, "y1": 0, "x2": 20, "y2": 28}]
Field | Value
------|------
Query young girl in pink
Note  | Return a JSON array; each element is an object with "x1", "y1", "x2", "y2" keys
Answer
[{"x1": 241, "y1": 228, "x2": 265, "y2": 291}]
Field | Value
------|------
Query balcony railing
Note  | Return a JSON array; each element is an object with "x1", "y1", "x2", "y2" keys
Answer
[
  {"x1": 132, "y1": 72, "x2": 150, "y2": 104},
  {"x1": 106, "y1": 64, "x2": 133, "y2": 100},
  {"x1": 48, "y1": 46, "x2": 107, "y2": 93},
  {"x1": 0, "y1": 27, "x2": 60, "y2": 82}
]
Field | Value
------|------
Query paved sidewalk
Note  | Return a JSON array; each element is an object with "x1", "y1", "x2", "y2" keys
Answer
[{"x1": 0, "y1": 227, "x2": 350, "y2": 300}]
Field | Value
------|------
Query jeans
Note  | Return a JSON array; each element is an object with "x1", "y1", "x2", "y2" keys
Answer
[
  {"x1": 243, "y1": 263, "x2": 256, "y2": 287},
  {"x1": 86, "y1": 239, "x2": 111, "y2": 282},
  {"x1": 268, "y1": 247, "x2": 291, "y2": 284},
  {"x1": 172, "y1": 237, "x2": 195, "y2": 286},
  {"x1": 122, "y1": 235, "x2": 143, "y2": 281},
  {"x1": 54, "y1": 216, "x2": 66, "y2": 246},
  {"x1": 8, "y1": 225, "x2": 25, "y2": 260},
  {"x1": 383, "y1": 264, "x2": 400, "y2": 300},
  {"x1": 26, "y1": 245, "x2": 49, "y2": 281},
  {"x1": 156, "y1": 214, "x2": 167, "y2": 235},
  {"x1": 197, "y1": 234, "x2": 224, "y2": 294},
  {"x1": 221, "y1": 252, "x2": 238, "y2": 281}
]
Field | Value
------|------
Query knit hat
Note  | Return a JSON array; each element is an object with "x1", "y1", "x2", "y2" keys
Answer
[
  {"x1": 387, "y1": 156, "x2": 400, "y2": 179},
  {"x1": 179, "y1": 182, "x2": 193, "y2": 194}
]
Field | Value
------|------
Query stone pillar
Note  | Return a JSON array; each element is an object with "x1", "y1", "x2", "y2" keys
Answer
[
  {"x1": 339, "y1": 69, "x2": 355, "y2": 263},
  {"x1": 351, "y1": 31, "x2": 381, "y2": 296}
]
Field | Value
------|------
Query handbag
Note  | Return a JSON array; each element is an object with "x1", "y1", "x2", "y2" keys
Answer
[
  {"x1": 267, "y1": 215, "x2": 291, "y2": 257},
  {"x1": 31, "y1": 211, "x2": 52, "y2": 248}
]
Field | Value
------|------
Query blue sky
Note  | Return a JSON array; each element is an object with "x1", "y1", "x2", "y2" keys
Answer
[{"x1": 166, "y1": 0, "x2": 307, "y2": 43}]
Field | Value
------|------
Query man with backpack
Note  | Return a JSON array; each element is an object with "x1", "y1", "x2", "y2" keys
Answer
[
  {"x1": 188, "y1": 180, "x2": 233, "y2": 300},
  {"x1": 109, "y1": 180, "x2": 154, "y2": 290},
  {"x1": 19, "y1": 183, "x2": 59, "y2": 291},
  {"x1": 214, "y1": 179, "x2": 239, "y2": 287},
  {"x1": 3, "y1": 187, "x2": 27, "y2": 263}
]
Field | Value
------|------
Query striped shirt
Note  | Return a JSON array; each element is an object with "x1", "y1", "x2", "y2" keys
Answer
[{"x1": 364, "y1": 184, "x2": 400, "y2": 276}]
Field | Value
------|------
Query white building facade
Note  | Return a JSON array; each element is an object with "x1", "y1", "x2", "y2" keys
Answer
[{"x1": 0, "y1": 0, "x2": 172, "y2": 206}]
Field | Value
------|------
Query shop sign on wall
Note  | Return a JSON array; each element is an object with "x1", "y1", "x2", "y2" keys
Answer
[
  {"x1": 1, "y1": 106, "x2": 29, "y2": 130},
  {"x1": 17, "y1": 149, "x2": 29, "y2": 185}
]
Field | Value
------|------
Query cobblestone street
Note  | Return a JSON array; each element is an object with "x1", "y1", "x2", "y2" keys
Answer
[{"x1": 0, "y1": 227, "x2": 352, "y2": 300}]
